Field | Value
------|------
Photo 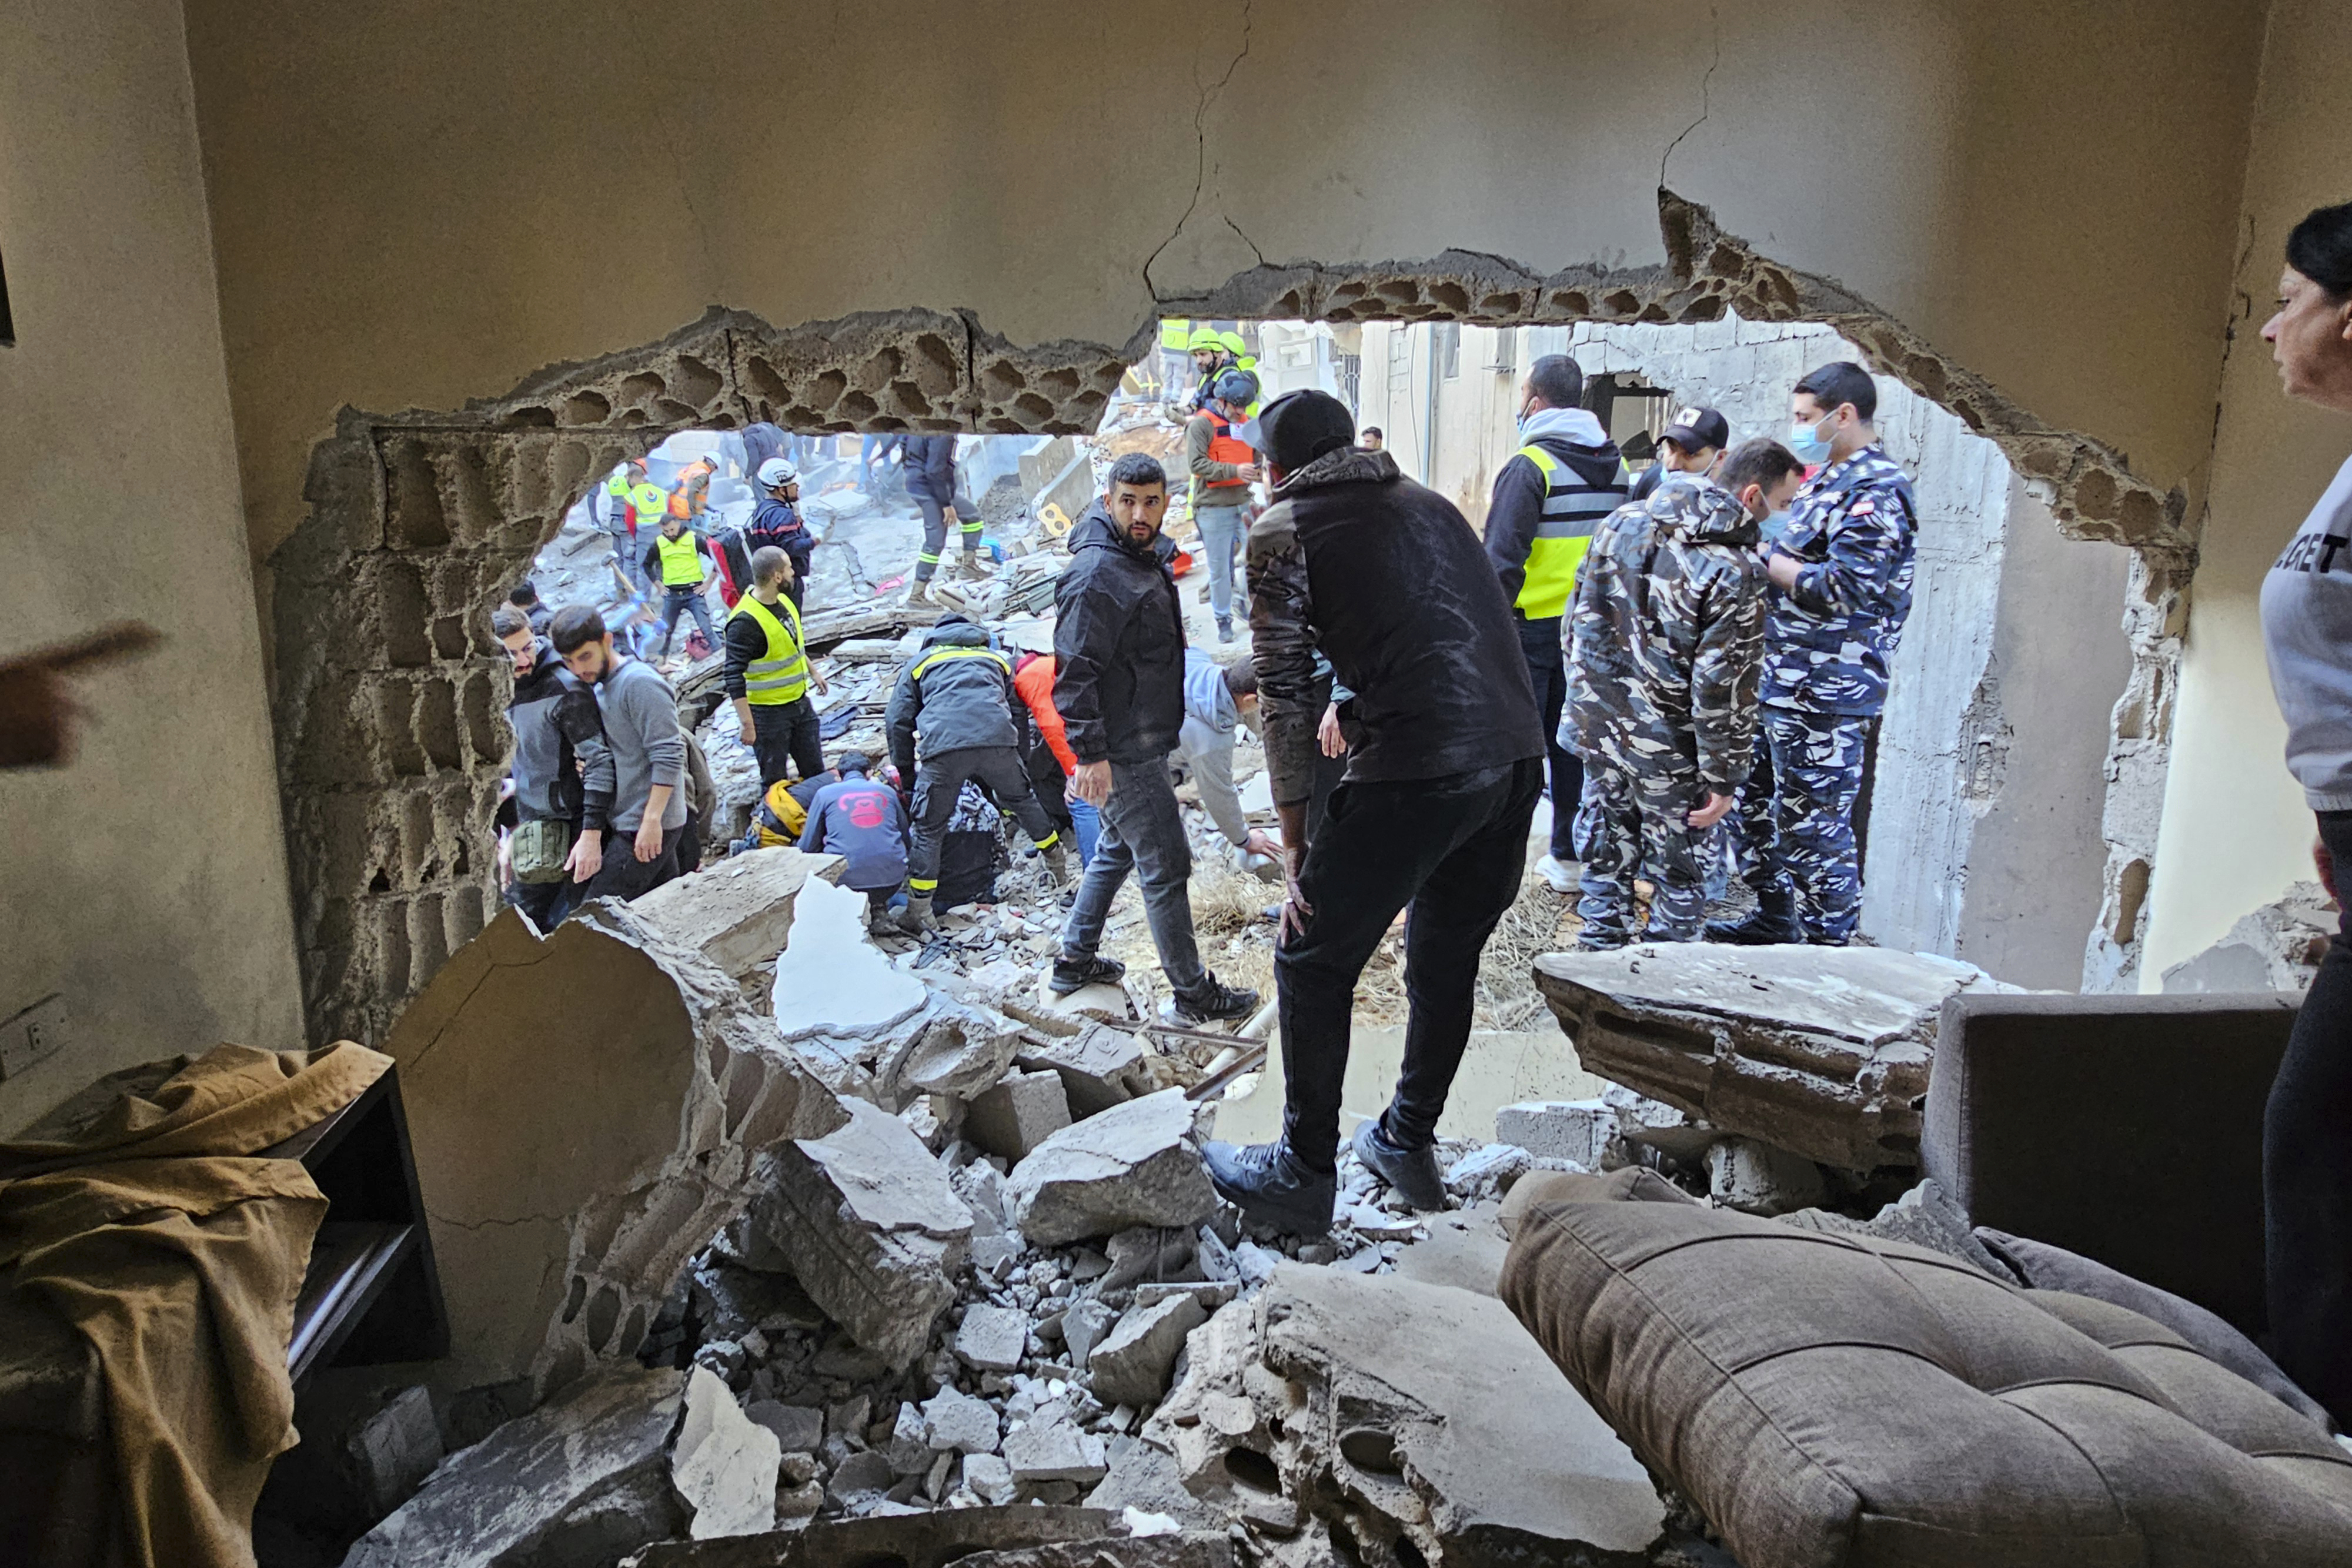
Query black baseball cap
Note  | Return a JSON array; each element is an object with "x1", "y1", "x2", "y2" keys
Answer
[
  {"x1": 1661, "y1": 405, "x2": 1730, "y2": 453},
  {"x1": 1236, "y1": 390, "x2": 1357, "y2": 473}
]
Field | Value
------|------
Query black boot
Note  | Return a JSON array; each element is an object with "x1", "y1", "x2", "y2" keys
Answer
[
  {"x1": 1352, "y1": 1116, "x2": 1447, "y2": 1212},
  {"x1": 1201, "y1": 1138, "x2": 1336, "y2": 1235},
  {"x1": 1705, "y1": 884, "x2": 1801, "y2": 945}
]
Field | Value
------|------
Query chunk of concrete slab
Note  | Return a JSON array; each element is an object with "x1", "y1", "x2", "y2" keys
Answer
[
  {"x1": 1391, "y1": 1205, "x2": 1510, "y2": 1299},
  {"x1": 1004, "y1": 1412, "x2": 1108, "y2": 1487},
  {"x1": 1058, "y1": 1298, "x2": 1118, "y2": 1368},
  {"x1": 774, "y1": 875, "x2": 930, "y2": 1039},
  {"x1": 922, "y1": 1386, "x2": 1002, "y2": 1456},
  {"x1": 1258, "y1": 1266, "x2": 1664, "y2": 1564},
  {"x1": 1533, "y1": 945, "x2": 2014, "y2": 1169},
  {"x1": 382, "y1": 906, "x2": 844, "y2": 1402},
  {"x1": 624, "y1": 1505, "x2": 1133, "y2": 1568},
  {"x1": 1015, "y1": 1024, "x2": 1150, "y2": 1118},
  {"x1": 956, "y1": 1303, "x2": 1031, "y2": 1372},
  {"x1": 2161, "y1": 879, "x2": 2334, "y2": 994},
  {"x1": 965, "y1": 1068, "x2": 1074, "y2": 1162},
  {"x1": 741, "y1": 1097, "x2": 973, "y2": 1369},
  {"x1": 1706, "y1": 1136, "x2": 1826, "y2": 1216},
  {"x1": 1034, "y1": 976, "x2": 1135, "y2": 1026},
  {"x1": 964, "y1": 1453, "x2": 1016, "y2": 1505},
  {"x1": 744, "y1": 1399, "x2": 824, "y2": 1454},
  {"x1": 673, "y1": 1367, "x2": 780, "y2": 1539},
  {"x1": 1008, "y1": 1091, "x2": 1218, "y2": 1246},
  {"x1": 1494, "y1": 1099, "x2": 1614, "y2": 1169},
  {"x1": 633, "y1": 847, "x2": 843, "y2": 987},
  {"x1": 1088, "y1": 1293, "x2": 1208, "y2": 1408},
  {"x1": 343, "y1": 1385, "x2": 444, "y2": 1517},
  {"x1": 884, "y1": 1004, "x2": 1025, "y2": 1104},
  {"x1": 343, "y1": 1365, "x2": 686, "y2": 1568}
]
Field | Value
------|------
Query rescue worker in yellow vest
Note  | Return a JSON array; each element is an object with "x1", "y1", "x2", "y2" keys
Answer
[
  {"x1": 642, "y1": 510, "x2": 720, "y2": 664},
  {"x1": 1484, "y1": 353, "x2": 1631, "y2": 892},
  {"x1": 884, "y1": 614, "x2": 1070, "y2": 931},
  {"x1": 1158, "y1": 318, "x2": 1195, "y2": 402},
  {"x1": 1187, "y1": 368, "x2": 1263, "y2": 643},
  {"x1": 607, "y1": 460, "x2": 671, "y2": 591},
  {"x1": 1185, "y1": 325, "x2": 1237, "y2": 413},
  {"x1": 724, "y1": 546, "x2": 828, "y2": 787}
]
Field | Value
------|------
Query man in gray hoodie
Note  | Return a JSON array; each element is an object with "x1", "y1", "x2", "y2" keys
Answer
[{"x1": 553, "y1": 606, "x2": 691, "y2": 906}]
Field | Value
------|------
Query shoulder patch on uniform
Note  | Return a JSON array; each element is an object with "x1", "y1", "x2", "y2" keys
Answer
[
  {"x1": 1248, "y1": 500, "x2": 1300, "y2": 559},
  {"x1": 1849, "y1": 497, "x2": 1876, "y2": 516}
]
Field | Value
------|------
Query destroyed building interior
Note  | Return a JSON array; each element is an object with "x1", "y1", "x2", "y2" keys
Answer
[{"x1": 6, "y1": 3, "x2": 2352, "y2": 1566}]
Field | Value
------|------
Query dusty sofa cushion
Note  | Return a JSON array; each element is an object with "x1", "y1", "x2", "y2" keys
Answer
[{"x1": 1499, "y1": 1199, "x2": 2352, "y2": 1567}]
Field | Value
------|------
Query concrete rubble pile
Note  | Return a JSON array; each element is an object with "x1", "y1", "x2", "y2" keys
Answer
[{"x1": 2160, "y1": 878, "x2": 2336, "y2": 994}]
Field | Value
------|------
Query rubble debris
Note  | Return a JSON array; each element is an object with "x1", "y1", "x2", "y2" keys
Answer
[
  {"x1": 966, "y1": 1067, "x2": 1075, "y2": 1161},
  {"x1": 1705, "y1": 1136, "x2": 1828, "y2": 1216},
  {"x1": 1088, "y1": 1293, "x2": 1210, "y2": 1407},
  {"x1": 2161, "y1": 880, "x2": 2336, "y2": 994},
  {"x1": 1015, "y1": 1024, "x2": 1151, "y2": 1118},
  {"x1": 342, "y1": 1385, "x2": 445, "y2": 1518},
  {"x1": 1534, "y1": 944, "x2": 2015, "y2": 1170},
  {"x1": 740, "y1": 1097, "x2": 973, "y2": 1369},
  {"x1": 744, "y1": 1399, "x2": 824, "y2": 1454},
  {"x1": 346, "y1": 1365, "x2": 687, "y2": 1568},
  {"x1": 1779, "y1": 1177, "x2": 2017, "y2": 1280},
  {"x1": 1033, "y1": 977, "x2": 1137, "y2": 1027},
  {"x1": 622, "y1": 1506, "x2": 1201, "y2": 1568},
  {"x1": 381, "y1": 904, "x2": 844, "y2": 1400},
  {"x1": 956, "y1": 1303, "x2": 1033, "y2": 1372},
  {"x1": 673, "y1": 1367, "x2": 781, "y2": 1539},
  {"x1": 1602, "y1": 1082, "x2": 1718, "y2": 1162},
  {"x1": 1004, "y1": 1406, "x2": 1110, "y2": 1491},
  {"x1": 1008, "y1": 1091, "x2": 1219, "y2": 1245},
  {"x1": 1494, "y1": 1099, "x2": 1614, "y2": 1169},
  {"x1": 922, "y1": 1385, "x2": 1003, "y2": 1455},
  {"x1": 773, "y1": 876, "x2": 930, "y2": 1040},
  {"x1": 887, "y1": 1004, "x2": 1027, "y2": 1104},
  {"x1": 1058, "y1": 1297, "x2": 1119, "y2": 1367},
  {"x1": 633, "y1": 847, "x2": 845, "y2": 988}
]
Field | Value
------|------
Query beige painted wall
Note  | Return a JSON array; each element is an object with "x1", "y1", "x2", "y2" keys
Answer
[
  {"x1": 0, "y1": 0, "x2": 303, "y2": 1130},
  {"x1": 2141, "y1": 0, "x2": 2352, "y2": 983},
  {"x1": 180, "y1": 1, "x2": 2260, "y2": 597}
]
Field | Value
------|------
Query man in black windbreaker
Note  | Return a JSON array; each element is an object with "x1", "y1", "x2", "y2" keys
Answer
[
  {"x1": 1051, "y1": 453, "x2": 1258, "y2": 1025},
  {"x1": 1201, "y1": 392, "x2": 1545, "y2": 1233}
]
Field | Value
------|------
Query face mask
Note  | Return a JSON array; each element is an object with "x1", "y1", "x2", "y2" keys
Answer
[
  {"x1": 1788, "y1": 415, "x2": 1834, "y2": 465},
  {"x1": 1759, "y1": 509, "x2": 1793, "y2": 544}
]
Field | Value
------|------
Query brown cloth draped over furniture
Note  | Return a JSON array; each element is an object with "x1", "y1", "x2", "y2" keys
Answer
[{"x1": 0, "y1": 1041, "x2": 390, "y2": 1568}]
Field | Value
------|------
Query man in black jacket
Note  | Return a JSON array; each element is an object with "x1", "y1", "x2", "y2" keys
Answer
[
  {"x1": 886, "y1": 614, "x2": 1068, "y2": 931},
  {"x1": 493, "y1": 605, "x2": 604, "y2": 930},
  {"x1": 1201, "y1": 392, "x2": 1545, "y2": 1233},
  {"x1": 1485, "y1": 353, "x2": 1629, "y2": 893},
  {"x1": 1052, "y1": 453, "x2": 1258, "y2": 1025}
]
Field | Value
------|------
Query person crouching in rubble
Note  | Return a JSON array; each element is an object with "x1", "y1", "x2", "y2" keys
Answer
[
  {"x1": 1199, "y1": 391, "x2": 1545, "y2": 1232},
  {"x1": 799, "y1": 751, "x2": 912, "y2": 937},
  {"x1": 552, "y1": 606, "x2": 691, "y2": 906},
  {"x1": 1561, "y1": 438, "x2": 1802, "y2": 949},
  {"x1": 1051, "y1": 454, "x2": 1261, "y2": 1026},
  {"x1": 886, "y1": 613, "x2": 1070, "y2": 932},
  {"x1": 1176, "y1": 650, "x2": 1282, "y2": 872}
]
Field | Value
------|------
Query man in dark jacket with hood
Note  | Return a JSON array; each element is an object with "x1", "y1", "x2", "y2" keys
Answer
[
  {"x1": 1201, "y1": 392, "x2": 1545, "y2": 1233},
  {"x1": 886, "y1": 614, "x2": 1068, "y2": 931},
  {"x1": 1485, "y1": 353, "x2": 1630, "y2": 894},
  {"x1": 1053, "y1": 453, "x2": 1259, "y2": 1025},
  {"x1": 493, "y1": 605, "x2": 604, "y2": 930}
]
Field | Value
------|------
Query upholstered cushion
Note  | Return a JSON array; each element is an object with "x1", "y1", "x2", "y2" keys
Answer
[{"x1": 1501, "y1": 1197, "x2": 2352, "y2": 1567}]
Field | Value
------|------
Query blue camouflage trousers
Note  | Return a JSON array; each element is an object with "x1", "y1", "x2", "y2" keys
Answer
[
  {"x1": 1572, "y1": 758, "x2": 1707, "y2": 947},
  {"x1": 1737, "y1": 707, "x2": 1872, "y2": 943}
]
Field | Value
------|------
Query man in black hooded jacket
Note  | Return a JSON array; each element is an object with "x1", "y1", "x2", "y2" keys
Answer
[
  {"x1": 1200, "y1": 391, "x2": 1545, "y2": 1233},
  {"x1": 1051, "y1": 453, "x2": 1258, "y2": 1025}
]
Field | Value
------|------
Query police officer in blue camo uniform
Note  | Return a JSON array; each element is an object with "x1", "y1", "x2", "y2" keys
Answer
[
  {"x1": 1563, "y1": 439, "x2": 1805, "y2": 948},
  {"x1": 1708, "y1": 362, "x2": 1918, "y2": 946}
]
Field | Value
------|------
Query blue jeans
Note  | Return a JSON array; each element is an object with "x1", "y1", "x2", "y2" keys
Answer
[
  {"x1": 1059, "y1": 761, "x2": 1206, "y2": 994},
  {"x1": 1195, "y1": 501, "x2": 1247, "y2": 623},
  {"x1": 1068, "y1": 797, "x2": 1102, "y2": 867}
]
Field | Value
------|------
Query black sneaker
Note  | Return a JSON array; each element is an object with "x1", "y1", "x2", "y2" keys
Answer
[
  {"x1": 1351, "y1": 1116, "x2": 1447, "y2": 1212},
  {"x1": 1704, "y1": 887, "x2": 1801, "y2": 945},
  {"x1": 1201, "y1": 1139, "x2": 1335, "y2": 1235},
  {"x1": 1049, "y1": 952, "x2": 1126, "y2": 995},
  {"x1": 1164, "y1": 976, "x2": 1259, "y2": 1025}
]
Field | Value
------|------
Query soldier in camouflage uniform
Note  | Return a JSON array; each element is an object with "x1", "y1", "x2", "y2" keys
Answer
[
  {"x1": 1710, "y1": 362, "x2": 1919, "y2": 947},
  {"x1": 1561, "y1": 440, "x2": 1804, "y2": 947}
]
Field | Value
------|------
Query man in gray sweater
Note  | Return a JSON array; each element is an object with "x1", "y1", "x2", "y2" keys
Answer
[{"x1": 553, "y1": 606, "x2": 691, "y2": 905}]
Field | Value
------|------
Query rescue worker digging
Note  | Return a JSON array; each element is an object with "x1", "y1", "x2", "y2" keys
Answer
[
  {"x1": 725, "y1": 545, "x2": 827, "y2": 788},
  {"x1": 886, "y1": 614, "x2": 1068, "y2": 932}
]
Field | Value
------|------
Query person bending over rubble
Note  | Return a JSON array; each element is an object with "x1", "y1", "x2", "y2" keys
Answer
[
  {"x1": 1051, "y1": 453, "x2": 1259, "y2": 1025},
  {"x1": 1200, "y1": 391, "x2": 1544, "y2": 1232},
  {"x1": 800, "y1": 751, "x2": 912, "y2": 937},
  {"x1": 1562, "y1": 438, "x2": 1800, "y2": 948},
  {"x1": 1175, "y1": 648, "x2": 1281, "y2": 870},
  {"x1": 553, "y1": 606, "x2": 691, "y2": 907},
  {"x1": 725, "y1": 545, "x2": 827, "y2": 788},
  {"x1": 1011, "y1": 646, "x2": 1100, "y2": 867},
  {"x1": 886, "y1": 613, "x2": 1068, "y2": 932}
]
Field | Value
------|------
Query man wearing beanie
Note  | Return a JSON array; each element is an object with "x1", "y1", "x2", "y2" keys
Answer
[{"x1": 1200, "y1": 391, "x2": 1546, "y2": 1233}]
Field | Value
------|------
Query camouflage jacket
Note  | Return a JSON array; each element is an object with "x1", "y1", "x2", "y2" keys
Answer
[
  {"x1": 1562, "y1": 476, "x2": 1769, "y2": 790},
  {"x1": 1762, "y1": 443, "x2": 1917, "y2": 715}
]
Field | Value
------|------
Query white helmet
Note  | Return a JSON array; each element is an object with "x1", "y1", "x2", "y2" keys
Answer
[{"x1": 756, "y1": 457, "x2": 799, "y2": 488}]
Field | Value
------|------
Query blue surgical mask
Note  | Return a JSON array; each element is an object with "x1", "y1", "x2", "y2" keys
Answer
[
  {"x1": 1759, "y1": 508, "x2": 1793, "y2": 546},
  {"x1": 1788, "y1": 415, "x2": 1834, "y2": 466}
]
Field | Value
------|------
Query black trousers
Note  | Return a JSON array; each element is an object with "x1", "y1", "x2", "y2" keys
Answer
[
  {"x1": 749, "y1": 696, "x2": 824, "y2": 787},
  {"x1": 1516, "y1": 616, "x2": 1583, "y2": 861},
  {"x1": 2267, "y1": 807, "x2": 2352, "y2": 1427},
  {"x1": 1275, "y1": 758, "x2": 1544, "y2": 1172},
  {"x1": 907, "y1": 746, "x2": 1058, "y2": 888},
  {"x1": 569, "y1": 824, "x2": 682, "y2": 912}
]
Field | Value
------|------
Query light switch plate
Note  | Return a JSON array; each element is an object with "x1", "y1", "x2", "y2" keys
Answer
[{"x1": 0, "y1": 992, "x2": 67, "y2": 1079}]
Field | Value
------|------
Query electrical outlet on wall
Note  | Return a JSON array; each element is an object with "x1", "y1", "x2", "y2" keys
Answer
[{"x1": 0, "y1": 994, "x2": 68, "y2": 1079}]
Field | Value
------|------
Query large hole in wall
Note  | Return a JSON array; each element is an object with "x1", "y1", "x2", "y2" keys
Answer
[{"x1": 267, "y1": 193, "x2": 2190, "y2": 1047}]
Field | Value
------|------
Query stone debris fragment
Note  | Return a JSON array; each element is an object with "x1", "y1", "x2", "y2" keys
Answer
[
  {"x1": 1058, "y1": 1297, "x2": 1118, "y2": 1367},
  {"x1": 964, "y1": 1453, "x2": 1017, "y2": 1505},
  {"x1": 1706, "y1": 1135, "x2": 1828, "y2": 1216},
  {"x1": 743, "y1": 1096, "x2": 973, "y2": 1369},
  {"x1": 671, "y1": 1366, "x2": 781, "y2": 1539},
  {"x1": 1088, "y1": 1293, "x2": 1210, "y2": 1408},
  {"x1": 956, "y1": 1303, "x2": 1033, "y2": 1372},
  {"x1": 1495, "y1": 1098, "x2": 1615, "y2": 1169},
  {"x1": 745, "y1": 1398, "x2": 825, "y2": 1454},
  {"x1": 884, "y1": 1003, "x2": 1026, "y2": 1104},
  {"x1": 343, "y1": 1385, "x2": 443, "y2": 1518},
  {"x1": 773, "y1": 875, "x2": 930, "y2": 1039},
  {"x1": 632, "y1": 847, "x2": 844, "y2": 988},
  {"x1": 2161, "y1": 880, "x2": 2336, "y2": 994},
  {"x1": 1534, "y1": 944, "x2": 2014, "y2": 1169},
  {"x1": 1007, "y1": 1090, "x2": 1219, "y2": 1246},
  {"x1": 965, "y1": 1066, "x2": 1075, "y2": 1161},
  {"x1": 1003, "y1": 1406, "x2": 1110, "y2": 1490},
  {"x1": 1014, "y1": 1023, "x2": 1151, "y2": 1118},
  {"x1": 922, "y1": 1385, "x2": 1003, "y2": 1455},
  {"x1": 1033, "y1": 976, "x2": 1137, "y2": 1026}
]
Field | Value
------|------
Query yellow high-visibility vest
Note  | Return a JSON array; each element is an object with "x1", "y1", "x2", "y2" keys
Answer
[
  {"x1": 910, "y1": 644, "x2": 1012, "y2": 683},
  {"x1": 730, "y1": 593, "x2": 809, "y2": 705},
  {"x1": 627, "y1": 479, "x2": 670, "y2": 528},
  {"x1": 656, "y1": 530, "x2": 707, "y2": 587},
  {"x1": 1512, "y1": 444, "x2": 1628, "y2": 619},
  {"x1": 1160, "y1": 318, "x2": 1192, "y2": 349}
]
